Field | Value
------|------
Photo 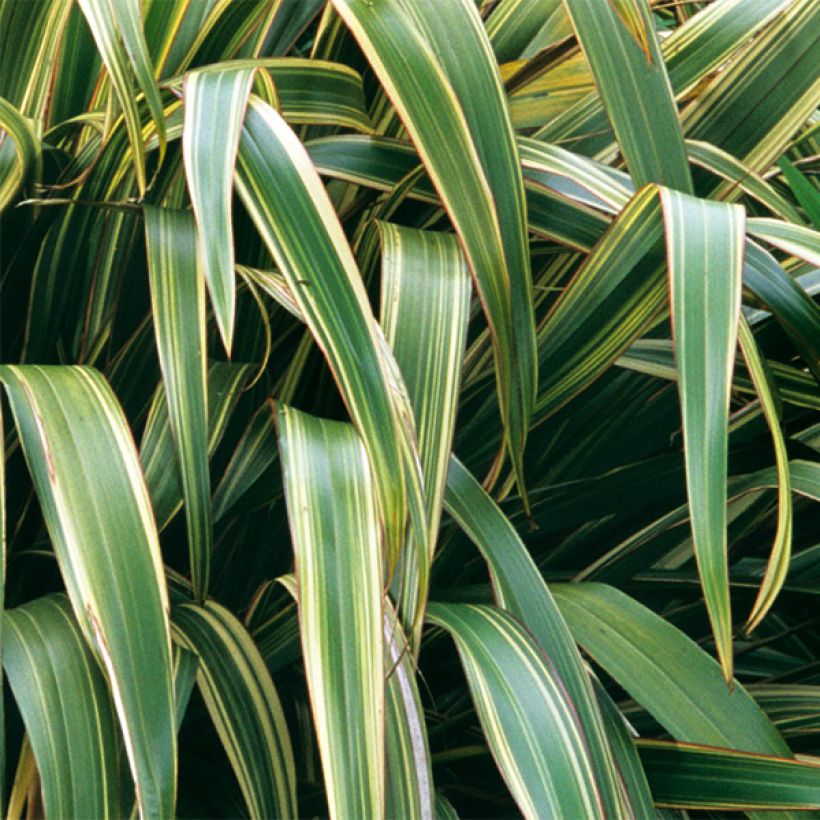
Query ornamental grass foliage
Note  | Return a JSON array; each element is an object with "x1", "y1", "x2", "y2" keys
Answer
[{"x1": 1, "y1": 0, "x2": 820, "y2": 817}]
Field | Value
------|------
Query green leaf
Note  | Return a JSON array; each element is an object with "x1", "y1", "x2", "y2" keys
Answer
[
  {"x1": 278, "y1": 406, "x2": 384, "y2": 820},
  {"x1": 682, "y1": 0, "x2": 820, "y2": 176},
  {"x1": 593, "y1": 681, "x2": 655, "y2": 817},
  {"x1": 777, "y1": 155, "x2": 820, "y2": 229},
  {"x1": 0, "y1": 365, "x2": 176, "y2": 818},
  {"x1": 743, "y1": 240, "x2": 820, "y2": 383},
  {"x1": 76, "y1": 0, "x2": 165, "y2": 194},
  {"x1": 172, "y1": 601, "x2": 297, "y2": 819},
  {"x1": 686, "y1": 139, "x2": 804, "y2": 224},
  {"x1": 444, "y1": 456, "x2": 641, "y2": 816},
  {"x1": 0, "y1": 96, "x2": 40, "y2": 212},
  {"x1": 737, "y1": 316, "x2": 793, "y2": 632},
  {"x1": 236, "y1": 96, "x2": 423, "y2": 571},
  {"x1": 663, "y1": 189, "x2": 745, "y2": 681},
  {"x1": 4, "y1": 594, "x2": 120, "y2": 820},
  {"x1": 552, "y1": 584, "x2": 791, "y2": 755},
  {"x1": 379, "y1": 223, "x2": 471, "y2": 638},
  {"x1": 383, "y1": 602, "x2": 435, "y2": 819},
  {"x1": 747, "y1": 217, "x2": 820, "y2": 267},
  {"x1": 140, "y1": 361, "x2": 252, "y2": 532},
  {"x1": 331, "y1": 0, "x2": 537, "y2": 505},
  {"x1": 535, "y1": 184, "x2": 667, "y2": 423},
  {"x1": 618, "y1": 338, "x2": 820, "y2": 412},
  {"x1": 183, "y1": 66, "x2": 255, "y2": 353},
  {"x1": 639, "y1": 739, "x2": 820, "y2": 811},
  {"x1": 212, "y1": 399, "x2": 278, "y2": 521},
  {"x1": 485, "y1": 0, "x2": 564, "y2": 63},
  {"x1": 563, "y1": 0, "x2": 692, "y2": 192},
  {"x1": 426, "y1": 603, "x2": 604, "y2": 818},
  {"x1": 144, "y1": 206, "x2": 211, "y2": 602}
]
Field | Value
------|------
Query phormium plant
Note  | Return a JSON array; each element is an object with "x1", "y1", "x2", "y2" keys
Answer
[{"x1": 1, "y1": 0, "x2": 819, "y2": 816}]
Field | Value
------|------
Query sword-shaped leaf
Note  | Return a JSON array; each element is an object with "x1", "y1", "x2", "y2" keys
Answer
[
  {"x1": 331, "y1": 0, "x2": 537, "y2": 505},
  {"x1": 172, "y1": 601, "x2": 297, "y2": 819},
  {"x1": 384, "y1": 602, "x2": 435, "y2": 820},
  {"x1": 444, "y1": 456, "x2": 641, "y2": 816},
  {"x1": 738, "y1": 316, "x2": 793, "y2": 633},
  {"x1": 552, "y1": 583, "x2": 790, "y2": 756},
  {"x1": 4, "y1": 595, "x2": 120, "y2": 820},
  {"x1": 278, "y1": 406, "x2": 384, "y2": 820},
  {"x1": 379, "y1": 224, "x2": 471, "y2": 639},
  {"x1": 663, "y1": 189, "x2": 745, "y2": 682},
  {"x1": 144, "y1": 206, "x2": 211, "y2": 602},
  {"x1": 236, "y1": 96, "x2": 423, "y2": 571},
  {"x1": 426, "y1": 603, "x2": 603, "y2": 819},
  {"x1": 639, "y1": 740, "x2": 820, "y2": 811},
  {"x1": 563, "y1": 0, "x2": 692, "y2": 193},
  {"x1": 0, "y1": 365, "x2": 176, "y2": 818},
  {"x1": 183, "y1": 66, "x2": 255, "y2": 353},
  {"x1": 76, "y1": 0, "x2": 165, "y2": 194}
]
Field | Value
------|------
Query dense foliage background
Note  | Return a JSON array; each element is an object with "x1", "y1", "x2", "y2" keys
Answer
[{"x1": 1, "y1": 0, "x2": 819, "y2": 816}]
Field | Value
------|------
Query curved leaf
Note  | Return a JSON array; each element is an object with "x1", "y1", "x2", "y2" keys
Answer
[
  {"x1": 663, "y1": 189, "x2": 745, "y2": 681},
  {"x1": 172, "y1": 601, "x2": 297, "y2": 819},
  {"x1": 0, "y1": 365, "x2": 176, "y2": 818},
  {"x1": 4, "y1": 595, "x2": 120, "y2": 820},
  {"x1": 144, "y1": 206, "x2": 211, "y2": 602},
  {"x1": 183, "y1": 66, "x2": 255, "y2": 353},
  {"x1": 278, "y1": 406, "x2": 384, "y2": 820},
  {"x1": 236, "y1": 96, "x2": 423, "y2": 571},
  {"x1": 331, "y1": 0, "x2": 537, "y2": 504},
  {"x1": 427, "y1": 603, "x2": 603, "y2": 819}
]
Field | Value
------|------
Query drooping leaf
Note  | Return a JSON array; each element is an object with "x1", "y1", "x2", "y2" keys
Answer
[
  {"x1": 427, "y1": 602, "x2": 604, "y2": 819},
  {"x1": 0, "y1": 96, "x2": 40, "y2": 212},
  {"x1": 563, "y1": 0, "x2": 692, "y2": 192},
  {"x1": 331, "y1": 0, "x2": 537, "y2": 504},
  {"x1": 0, "y1": 365, "x2": 176, "y2": 818},
  {"x1": 144, "y1": 206, "x2": 211, "y2": 602},
  {"x1": 236, "y1": 96, "x2": 423, "y2": 572},
  {"x1": 552, "y1": 583, "x2": 791, "y2": 756},
  {"x1": 278, "y1": 406, "x2": 384, "y2": 820},
  {"x1": 76, "y1": 0, "x2": 166, "y2": 194},
  {"x1": 379, "y1": 223, "x2": 471, "y2": 638},
  {"x1": 183, "y1": 65, "x2": 255, "y2": 353},
  {"x1": 444, "y1": 456, "x2": 640, "y2": 816},
  {"x1": 737, "y1": 316, "x2": 793, "y2": 632},
  {"x1": 663, "y1": 189, "x2": 745, "y2": 681},
  {"x1": 172, "y1": 601, "x2": 298, "y2": 819},
  {"x1": 4, "y1": 594, "x2": 120, "y2": 820},
  {"x1": 639, "y1": 740, "x2": 820, "y2": 811}
]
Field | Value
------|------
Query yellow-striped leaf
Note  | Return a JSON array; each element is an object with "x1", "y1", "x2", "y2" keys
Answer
[
  {"x1": 0, "y1": 365, "x2": 176, "y2": 818},
  {"x1": 426, "y1": 603, "x2": 603, "y2": 818},
  {"x1": 639, "y1": 740, "x2": 820, "y2": 811},
  {"x1": 384, "y1": 602, "x2": 435, "y2": 819},
  {"x1": 172, "y1": 601, "x2": 297, "y2": 819},
  {"x1": 738, "y1": 316, "x2": 793, "y2": 632},
  {"x1": 4, "y1": 595, "x2": 120, "y2": 819},
  {"x1": 332, "y1": 0, "x2": 537, "y2": 505},
  {"x1": 77, "y1": 0, "x2": 165, "y2": 194},
  {"x1": 236, "y1": 96, "x2": 423, "y2": 570},
  {"x1": 0, "y1": 96, "x2": 39, "y2": 212},
  {"x1": 379, "y1": 223, "x2": 471, "y2": 639},
  {"x1": 663, "y1": 189, "x2": 745, "y2": 682},
  {"x1": 278, "y1": 406, "x2": 384, "y2": 820},
  {"x1": 144, "y1": 206, "x2": 211, "y2": 602},
  {"x1": 444, "y1": 456, "x2": 641, "y2": 816},
  {"x1": 183, "y1": 66, "x2": 255, "y2": 353},
  {"x1": 563, "y1": 0, "x2": 692, "y2": 192}
]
